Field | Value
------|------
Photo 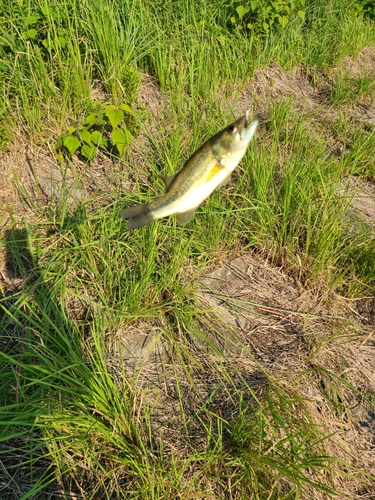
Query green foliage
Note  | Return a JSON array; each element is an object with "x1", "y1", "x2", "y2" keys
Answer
[
  {"x1": 1, "y1": 0, "x2": 375, "y2": 497},
  {"x1": 56, "y1": 103, "x2": 138, "y2": 161},
  {"x1": 0, "y1": 219, "x2": 355, "y2": 499},
  {"x1": 0, "y1": 124, "x2": 9, "y2": 151},
  {"x1": 355, "y1": 0, "x2": 375, "y2": 20},
  {"x1": 302, "y1": 0, "x2": 374, "y2": 69},
  {"x1": 22, "y1": 9, "x2": 67, "y2": 56},
  {"x1": 232, "y1": 100, "x2": 375, "y2": 292},
  {"x1": 229, "y1": 0, "x2": 306, "y2": 37},
  {"x1": 330, "y1": 74, "x2": 375, "y2": 106},
  {"x1": 0, "y1": 0, "x2": 144, "y2": 138},
  {"x1": 0, "y1": 3, "x2": 69, "y2": 59}
]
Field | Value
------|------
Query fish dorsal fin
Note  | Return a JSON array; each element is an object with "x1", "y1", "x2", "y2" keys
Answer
[
  {"x1": 160, "y1": 174, "x2": 176, "y2": 191},
  {"x1": 177, "y1": 208, "x2": 197, "y2": 226}
]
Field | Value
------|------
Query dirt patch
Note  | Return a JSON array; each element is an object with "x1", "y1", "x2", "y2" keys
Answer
[
  {"x1": 333, "y1": 46, "x2": 375, "y2": 80},
  {"x1": 198, "y1": 253, "x2": 375, "y2": 495},
  {"x1": 348, "y1": 177, "x2": 375, "y2": 232},
  {"x1": 105, "y1": 250, "x2": 375, "y2": 497}
]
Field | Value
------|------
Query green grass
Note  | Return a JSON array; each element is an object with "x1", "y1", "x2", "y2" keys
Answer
[
  {"x1": 1, "y1": 0, "x2": 375, "y2": 497},
  {"x1": 331, "y1": 74, "x2": 375, "y2": 106},
  {"x1": 0, "y1": 253, "x2": 359, "y2": 498}
]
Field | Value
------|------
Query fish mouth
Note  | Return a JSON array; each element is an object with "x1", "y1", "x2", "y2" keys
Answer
[
  {"x1": 245, "y1": 109, "x2": 249, "y2": 128},
  {"x1": 239, "y1": 111, "x2": 258, "y2": 142}
]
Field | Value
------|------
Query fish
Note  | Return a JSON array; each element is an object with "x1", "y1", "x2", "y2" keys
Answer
[{"x1": 120, "y1": 111, "x2": 258, "y2": 229}]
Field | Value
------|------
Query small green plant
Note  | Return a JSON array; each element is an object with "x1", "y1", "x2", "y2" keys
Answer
[
  {"x1": 355, "y1": 0, "x2": 375, "y2": 20},
  {"x1": 229, "y1": 0, "x2": 306, "y2": 37},
  {"x1": 22, "y1": 7, "x2": 68, "y2": 54},
  {"x1": 0, "y1": 5, "x2": 69, "y2": 59},
  {"x1": 56, "y1": 103, "x2": 137, "y2": 161}
]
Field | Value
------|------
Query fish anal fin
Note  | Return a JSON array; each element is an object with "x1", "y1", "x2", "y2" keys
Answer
[
  {"x1": 177, "y1": 208, "x2": 197, "y2": 226},
  {"x1": 127, "y1": 214, "x2": 156, "y2": 229}
]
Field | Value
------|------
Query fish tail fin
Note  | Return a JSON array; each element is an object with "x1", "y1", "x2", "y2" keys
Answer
[{"x1": 120, "y1": 204, "x2": 156, "y2": 230}]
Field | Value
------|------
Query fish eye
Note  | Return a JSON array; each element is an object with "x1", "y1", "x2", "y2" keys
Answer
[{"x1": 227, "y1": 124, "x2": 237, "y2": 134}]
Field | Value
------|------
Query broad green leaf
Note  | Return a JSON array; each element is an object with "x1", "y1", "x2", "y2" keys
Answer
[
  {"x1": 68, "y1": 126, "x2": 76, "y2": 135},
  {"x1": 119, "y1": 103, "x2": 133, "y2": 114},
  {"x1": 80, "y1": 128, "x2": 92, "y2": 145},
  {"x1": 218, "y1": 34, "x2": 228, "y2": 44},
  {"x1": 24, "y1": 15, "x2": 40, "y2": 26},
  {"x1": 56, "y1": 134, "x2": 67, "y2": 149},
  {"x1": 278, "y1": 16, "x2": 288, "y2": 28},
  {"x1": 84, "y1": 113, "x2": 97, "y2": 127},
  {"x1": 25, "y1": 29, "x2": 38, "y2": 39},
  {"x1": 58, "y1": 36, "x2": 66, "y2": 48},
  {"x1": 63, "y1": 136, "x2": 80, "y2": 156},
  {"x1": 105, "y1": 106, "x2": 124, "y2": 128},
  {"x1": 41, "y1": 6, "x2": 52, "y2": 15},
  {"x1": 298, "y1": 10, "x2": 305, "y2": 19},
  {"x1": 96, "y1": 113, "x2": 105, "y2": 125},
  {"x1": 236, "y1": 5, "x2": 250, "y2": 19},
  {"x1": 91, "y1": 131, "x2": 108, "y2": 148},
  {"x1": 112, "y1": 128, "x2": 132, "y2": 156},
  {"x1": 81, "y1": 144, "x2": 96, "y2": 161}
]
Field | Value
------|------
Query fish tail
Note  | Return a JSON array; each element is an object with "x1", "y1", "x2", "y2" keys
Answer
[{"x1": 119, "y1": 203, "x2": 156, "y2": 230}]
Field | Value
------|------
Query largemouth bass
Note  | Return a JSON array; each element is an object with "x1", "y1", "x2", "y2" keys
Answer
[{"x1": 120, "y1": 112, "x2": 258, "y2": 229}]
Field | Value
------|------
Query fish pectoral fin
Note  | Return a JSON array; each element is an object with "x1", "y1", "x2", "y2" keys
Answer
[
  {"x1": 216, "y1": 173, "x2": 232, "y2": 190},
  {"x1": 176, "y1": 208, "x2": 198, "y2": 226},
  {"x1": 160, "y1": 174, "x2": 176, "y2": 191}
]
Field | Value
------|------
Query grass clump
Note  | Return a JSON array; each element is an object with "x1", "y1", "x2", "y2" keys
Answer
[
  {"x1": 2, "y1": 0, "x2": 374, "y2": 139},
  {"x1": 0, "y1": 244, "x2": 354, "y2": 498},
  {"x1": 1, "y1": 156, "x2": 374, "y2": 497},
  {"x1": 330, "y1": 74, "x2": 375, "y2": 106},
  {"x1": 0, "y1": 0, "x2": 144, "y2": 140}
]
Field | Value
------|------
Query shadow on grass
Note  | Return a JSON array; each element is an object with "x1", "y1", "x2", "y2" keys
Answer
[{"x1": 0, "y1": 224, "x2": 91, "y2": 499}]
